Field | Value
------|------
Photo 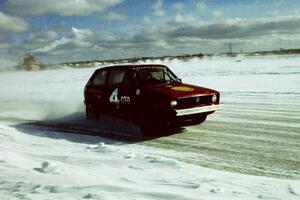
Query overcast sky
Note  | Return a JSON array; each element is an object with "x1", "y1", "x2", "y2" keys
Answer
[{"x1": 1, "y1": 0, "x2": 300, "y2": 65}]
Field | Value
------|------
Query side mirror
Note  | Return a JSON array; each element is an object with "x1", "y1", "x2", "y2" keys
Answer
[{"x1": 177, "y1": 78, "x2": 182, "y2": 83}]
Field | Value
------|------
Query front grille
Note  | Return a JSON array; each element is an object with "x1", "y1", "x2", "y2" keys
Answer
[{"x1": 176, "y1": 95, "x2": 214, "y2": 109}]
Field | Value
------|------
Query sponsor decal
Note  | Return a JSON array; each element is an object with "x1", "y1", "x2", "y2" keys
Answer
[
  {"x1": 136, "y1": 89, "x2": 141, "y2": 95},
  {"x1": 171, "y1": 86, "x2": 194, "y2": 92}
]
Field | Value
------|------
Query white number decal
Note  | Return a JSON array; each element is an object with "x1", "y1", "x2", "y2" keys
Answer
[
  {"x1": 109, "y1": 88, "x2": 130, "y2": 105},
  {"x1": 121, "y1": 96, "x2": 130, "y2": 104},
  {"x1": 109, "y1": 88, "x2": 120, "y2": 105},
  {"x1": 136, "y1": 89, "x2": 141, "y2": 95}
]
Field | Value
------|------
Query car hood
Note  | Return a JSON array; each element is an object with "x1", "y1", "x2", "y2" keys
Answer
[{"x1": 142, "y1": 83, "x2": 218, "y2": 99}]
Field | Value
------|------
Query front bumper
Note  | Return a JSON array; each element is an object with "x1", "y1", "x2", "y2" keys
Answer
[{"x1": 175, "y1": 104, "x2": 223, "y2": 116}]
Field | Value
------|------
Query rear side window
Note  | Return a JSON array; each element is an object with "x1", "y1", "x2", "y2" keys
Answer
[
  {"x1": 108, "y1": 69, "x2": 127, "y2": 86},
  {"x1": 92, "y1": 70, "x2": 107, "y2": 86}
]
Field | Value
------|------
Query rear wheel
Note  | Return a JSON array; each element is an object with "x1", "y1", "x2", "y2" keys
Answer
[{"x1": 86, "y1": 104, "x2": 99, "y2": 119}]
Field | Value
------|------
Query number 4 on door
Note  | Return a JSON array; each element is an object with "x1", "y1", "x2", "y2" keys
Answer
[{"x1": 109, "y1": 88, "x2": 120, "y2": 105}]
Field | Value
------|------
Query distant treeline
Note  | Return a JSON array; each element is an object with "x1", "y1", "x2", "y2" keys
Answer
[
  {"x1": 249, "y1": 48, "x2": 300, "y2": 56},
  {"x1": 59, "y1": 53, "x2": 206, "y2": 67},
  {"x1": 13, "y1": 48, "x2": 300, "y2": 71},
  {"x1": 58, "y1": 48, "x2": 300, "y2": 68}
]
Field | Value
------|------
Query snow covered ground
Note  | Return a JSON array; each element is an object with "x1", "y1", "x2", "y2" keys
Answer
[{"x1": 0, "y1": 55, "x2": 300, "y2": 199}]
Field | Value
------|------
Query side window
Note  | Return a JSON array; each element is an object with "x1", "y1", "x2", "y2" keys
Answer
[
  {"x1": 164, "y1": 69, "x2": 171, "y2": 82},
  {"x1": 108, "y1": 69, "x2": 127, "y2": 86},
  {"x1": 92, "y1": 70, "x2": 107, "y2": 87},
  {"x1": 151, "y1": 69, "x2": 164, "y2": 81}
]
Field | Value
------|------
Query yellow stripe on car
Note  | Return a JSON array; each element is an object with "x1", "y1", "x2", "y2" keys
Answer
[{"x1": 171, "y1": 86, "x2": 194, "y2": 92}]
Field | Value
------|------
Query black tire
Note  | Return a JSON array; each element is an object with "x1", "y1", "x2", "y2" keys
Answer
[
  {"x1": 192, "y1": 114, "x2": 207, "y2": 124},
  {"x1": 139, "y1": 116, "x2": 176, "y2": 136},
  {"x1": 86, "y1": 104, "x2": 99, "y2": 119}
]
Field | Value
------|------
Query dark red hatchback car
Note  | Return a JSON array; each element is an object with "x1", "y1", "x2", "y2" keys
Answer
[{"x1": 84, "y1": 64, "x2": 222, "y2": 127}]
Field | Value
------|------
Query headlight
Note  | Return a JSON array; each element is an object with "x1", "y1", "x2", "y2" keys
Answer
[
  {"x1": 212, "y1": 94, "x2": 217, "y2": 103},
  {"x1": 170, "y1": 100, "x2": 177, "y2": 108}
]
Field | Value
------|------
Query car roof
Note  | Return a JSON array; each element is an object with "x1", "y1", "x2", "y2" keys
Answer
[{"x1": 96, "y1": 64, "x2": 167, "y2": 72}]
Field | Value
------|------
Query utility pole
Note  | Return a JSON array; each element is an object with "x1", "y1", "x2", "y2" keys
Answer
[{"x1": 228, "y1": 43, "x2": 232, "y2": 54}]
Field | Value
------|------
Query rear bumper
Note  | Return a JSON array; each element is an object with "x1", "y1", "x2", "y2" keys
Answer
[{"x1": 175, "y1": 104, "x2": 223, "y2": 116}]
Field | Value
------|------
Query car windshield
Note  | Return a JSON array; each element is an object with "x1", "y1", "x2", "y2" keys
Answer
[{"x1": 133, "y1": 66, "x2": 179, "y2": 85}]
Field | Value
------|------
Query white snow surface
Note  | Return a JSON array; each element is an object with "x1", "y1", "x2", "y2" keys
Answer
[
  {"x1": 0, "y1": 55, "x2": 300, "y2": 199},
  {"x1": 0, "y1": 124, "x2": 300, "y2": 200}
]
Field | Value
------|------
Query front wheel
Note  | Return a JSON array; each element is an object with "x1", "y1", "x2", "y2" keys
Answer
[
  {"x1": 192, "y1": 114, "x2": 207, "y2": 124},
  {"x1": 86, "y1": 104, "x2": 99, "y2": 119},
  {"x1": 138, "y1": 115, "x2": 178, "y2": 136}
]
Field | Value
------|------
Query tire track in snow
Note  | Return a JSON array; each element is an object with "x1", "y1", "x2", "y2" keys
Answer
[{"x1": 141, "y1": 93, "x2": 300, "y2": 179}]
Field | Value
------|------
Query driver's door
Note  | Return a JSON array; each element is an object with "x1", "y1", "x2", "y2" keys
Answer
[{"x1": 106, "y1": 68, "x2": 136, "y2": 116}]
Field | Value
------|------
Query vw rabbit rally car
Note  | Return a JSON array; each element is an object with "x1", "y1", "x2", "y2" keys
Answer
[{"x1": 84, "y1": 64, "x2": 222, "y2": 127}]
